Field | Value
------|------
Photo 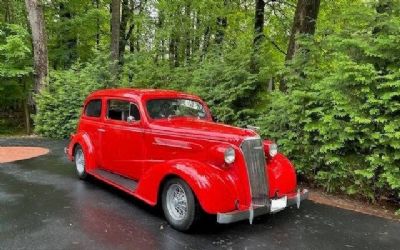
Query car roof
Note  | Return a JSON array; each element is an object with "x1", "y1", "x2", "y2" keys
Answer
[{"x1": 88, "y1": 88, "x2": 200, "y2": 100}]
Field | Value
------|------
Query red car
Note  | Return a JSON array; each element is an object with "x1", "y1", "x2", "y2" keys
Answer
[{"x1": 66, "y1": 88, "x2": 308, "y2": 231}]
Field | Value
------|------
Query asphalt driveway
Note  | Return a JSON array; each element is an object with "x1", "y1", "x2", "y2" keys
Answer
[{"x1": 1, "y1": 138, "x2": 399, "y2": 250}]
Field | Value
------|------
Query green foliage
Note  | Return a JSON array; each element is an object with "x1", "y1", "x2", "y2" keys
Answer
[
  {"x1": 190, "y1": 50, "x2": 258, "y2": 124},
  {"x1": 258, "y1": 2, "x2": 400, "y2": 201},
  {"x1": 45, "y1": 0, "x2": 111, "y2": 68},
  {"x1": 0, "y1": 23, "x2": 32, "y2": 106},
  {"x1": 0, "y1": 118, "x2": 25, "y2": 135},
  {"x1": 120, "y1": 47, "x2": 259, "y2": 124},
  {"x1": 34, "y1": 54, "x2": 113, "y2": 138}
]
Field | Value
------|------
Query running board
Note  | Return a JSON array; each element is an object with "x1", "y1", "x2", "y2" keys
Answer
[{"x1": 92, "y1": 169, "x2": 138, "y2": 191}]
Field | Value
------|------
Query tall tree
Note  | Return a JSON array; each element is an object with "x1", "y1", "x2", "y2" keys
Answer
[
  {"x1": 110, "y1": 0, "x2": 121, "y2": 84},
  {"x1": 25, "y1": 0, "x2": 48, "y2": 95},
  {"x1": 169, "y1": 36, "x2": 179, "y2": 67},
  {"x1": 59, "y1": 2, "x2": 77, "y2": 68},
  {"x1": 119, "y1": 0, "x2": 133, "y2": 65},
  {"x1": 110, "y1": 0, "x2": 120, "y2": 64},
  {"x1": 251, "y1": 0, "x2": 266, "y2": 73},
  {"x1": 201, "y1": 26, "x2": 211, "y2": 59},
  {"x1": 285, "y1": 0, "x2": 320, "y2": 61},
  {"x1": 94, "y1": 0, "x2": 100, "y2": 48},
  {"x1": 253, "y1": 0, "x2": 265, "y2": 48},
  {"x1": 184, "y1": 2, "x2": 192, "y2": 64},
  {"x1": 215, "y1": 0, "x2": 228, "y2": 45}
]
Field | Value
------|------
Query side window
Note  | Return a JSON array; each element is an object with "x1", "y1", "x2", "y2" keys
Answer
[
  {"x1": 85, "y1": 99, "x2": 102, "y2": 118},
  {"x1": 107, "y1": 99, "x2": 141, "y2": 122}
]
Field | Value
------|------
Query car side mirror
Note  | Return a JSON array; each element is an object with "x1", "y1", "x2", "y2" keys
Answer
[{"x1": 127, "y1": 115, "x2": 135, "y2": 123}]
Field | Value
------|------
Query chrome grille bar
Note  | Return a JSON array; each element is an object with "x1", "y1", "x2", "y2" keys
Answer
[{"x1": 240, "y1": 137, "x2": 269, "y2": 206}]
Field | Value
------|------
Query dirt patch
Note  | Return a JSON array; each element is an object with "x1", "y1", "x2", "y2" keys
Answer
[
  {"x1": 0, "y1": 147, "x2": 49, "y2": 163},
  {"x1": 308, "y1": 189, "x2": 400, "y2": 222}
]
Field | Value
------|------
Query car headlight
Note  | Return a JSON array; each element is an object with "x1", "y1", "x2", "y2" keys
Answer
[
  {"x1": 269, "y1": 143, "x2": 278, "y2": 157},
  {"x1": 224, "y1": 147, "x2": 235, "y2": 164}
]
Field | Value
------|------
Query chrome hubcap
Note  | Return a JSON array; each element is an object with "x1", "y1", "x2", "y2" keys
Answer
[
  {"x1": 75, "y1": 149, "x2": 85, "y2": 175},
  {"x1": 166, "y1": 184, "x2": 188, "y2": 220}
]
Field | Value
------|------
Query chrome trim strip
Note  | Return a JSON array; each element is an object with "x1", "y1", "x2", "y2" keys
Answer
[{"x1": 153, "y1": 137, "x2": 193, "y2": 149}]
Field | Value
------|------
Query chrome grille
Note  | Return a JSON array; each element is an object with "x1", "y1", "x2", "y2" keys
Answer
[{"x1": 240, "y1": 137, "x2": 269, "y2": 206}]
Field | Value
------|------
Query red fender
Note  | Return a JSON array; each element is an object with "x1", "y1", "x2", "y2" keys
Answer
[
  {"x1": 134, "y1": 160, "x2": 238, "y2": 214},
  {"x1": 67, "y1": 132, "x2": 97, "y2": 172}
]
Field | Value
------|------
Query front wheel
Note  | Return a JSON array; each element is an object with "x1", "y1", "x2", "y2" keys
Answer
[
  {"x1": 74, "y1": 145, "x2": 87, "y2": 180},
  {"x1": 162, "y1": 178, "x2": 201, "y2": 231}
]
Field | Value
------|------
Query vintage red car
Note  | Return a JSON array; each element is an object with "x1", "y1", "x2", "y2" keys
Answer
[{"x1": 66, "y1": 88, "x2": 308, "y2": 231}]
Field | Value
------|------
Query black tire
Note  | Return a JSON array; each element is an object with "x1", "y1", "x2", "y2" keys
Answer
[
  {"x1": 74, "y1": 145, "x2": 87, "y2": 180},
  {"x1": 162, "y1": 178, "x2": 201, "y2": 231}
]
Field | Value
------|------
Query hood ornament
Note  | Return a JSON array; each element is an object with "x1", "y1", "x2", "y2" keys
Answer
[{"x1": 246, "y1": 125, "x2": 260, "y2": 131}]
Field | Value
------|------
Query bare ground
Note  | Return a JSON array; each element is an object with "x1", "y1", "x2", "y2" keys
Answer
[
  {"x1": 0, "y1": 146, "x2": 49, "y2": 163},
  {"x1": 307, "y1": 188, "x2": 400, "y2": 222}
]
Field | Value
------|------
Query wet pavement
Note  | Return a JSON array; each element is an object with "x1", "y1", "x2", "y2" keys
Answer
[{"x1": 0, "y1": 138, "x2": 399, "y2": 250}]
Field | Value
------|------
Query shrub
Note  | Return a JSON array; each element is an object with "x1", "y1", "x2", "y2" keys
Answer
[
  {"x1": 34, "y1": 56, "x2": 112, "y2": 138},
  {"x1": 258, "y1": 4, "x2": 400, "y2": 201}
]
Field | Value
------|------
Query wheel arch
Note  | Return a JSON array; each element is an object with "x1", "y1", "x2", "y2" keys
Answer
[
  {"x1": 72, "y1": 143, "x2": 81, "y2": 159},
  {"x1": 135, "y1": 160, "x2": 238, "y2": 214},
  {"x1": 68, "y1": 132, "x2": 97, "y2": 171},
  {"x1": 157, "y1": 174, "x2": 181, "y2": 205}
]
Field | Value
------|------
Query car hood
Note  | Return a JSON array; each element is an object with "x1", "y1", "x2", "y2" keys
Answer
[{"x1": 148, "y1": 118, "x2": 258, "y2": 144}]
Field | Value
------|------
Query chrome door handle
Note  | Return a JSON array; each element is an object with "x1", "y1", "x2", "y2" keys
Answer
[{"x1": 98, "y1": 128, "x2": 106, "y2": 132}]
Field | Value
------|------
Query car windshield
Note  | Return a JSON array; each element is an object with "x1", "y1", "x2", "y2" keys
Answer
[{"x1": 147, "y1": 98, "x2": 207, "y2": 120}]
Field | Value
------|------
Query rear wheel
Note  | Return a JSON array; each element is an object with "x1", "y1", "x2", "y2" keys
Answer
[
  {"x1": 162, "y1": 178, "x2": 201, "y2": 231},
  {"x1": 74, "y1": 145, "x2": 87, "y2": 180}
]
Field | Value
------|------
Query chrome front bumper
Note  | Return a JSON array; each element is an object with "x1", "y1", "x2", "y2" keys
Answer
[{"x1": 217, "y1": 189, "x2": 309, "y2": 224}]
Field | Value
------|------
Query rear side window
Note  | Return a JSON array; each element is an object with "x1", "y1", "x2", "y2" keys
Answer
[
  {"x1": 85, "y1": 99, "x2": 102, "y2": 117},
  {"x1": 107, "y1": 99, "x2": 141, "y2": 122}
]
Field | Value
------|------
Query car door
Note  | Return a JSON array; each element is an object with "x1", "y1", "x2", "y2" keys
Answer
[
  {"x1": 101, "y1": 98, "x2": 145, "y2": 180},
  {"x1": 80, "y1": 98, "x2": 104, "y2": 167}
]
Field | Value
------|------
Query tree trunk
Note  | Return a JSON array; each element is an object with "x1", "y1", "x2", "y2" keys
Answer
[
  {"x1": 4, "y1": 0, "x2": 11, "y2": 22},
  {"x1": 23, "y1": 95, "x2": 31, "y2": 134},
  {"x1": 119, "y1": 0, "x2": 130, "y2": 65},
  {"x1": 94, "y1": 0, "x2": 100, "y2": 48},
  {"x1": 251, "y1": 0, "x2": 266, "y2": 73},
  {"x1": 372, "y1": 0, "x2": 391, "y2": 72},
  {"x1": 129, "y1": 35, "x2": 135, "y2": 52},
  {"x1": 184, "y1": 3, "x2": 191, "y2": 64},
  {"x1": 169, "y1": 38, "x2": 179, "y2": 67},
  {"x1": 215, "y1": 0, "x2": 228, "y2": 45},
  {"x1": 21, "y1": 79, "x2": 31, "y2": 134},
  {"x1": 110, "y1": 0, "x2": 121, "y2": 85},
  {"x1": 201, "y1": 26, "x2": 210, "y2": 60},
  {"x1": 135, "y1": 0, "x2": 146, "y2": 53},
  {"x1": 215, "y1": 17, "x2": 227, "y2": 45},
  {"x1": 60, "y1": 3, "x2": 77, "y2": 68},
  {"x1": 25, "y1": 0, "x2": 48, "y2": 95},
  {"x1": 193, "y1": 12, "x2": 201, "y2": 54},
  {"x1": 110, "y1": 0, "x2": 120, "y2": 64},
  {"x1": 135, "y1": 29, "x2": 140, "y2": 52},
  {"x1": 285, "y1": 0, "x2": 320, "y2": 61},
  {"x1": 155, "y1": 10, "x2": 165, "y2": 63},
  {"x1": 253, "y1": 0, "x2": 265, "y2": 48}
]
